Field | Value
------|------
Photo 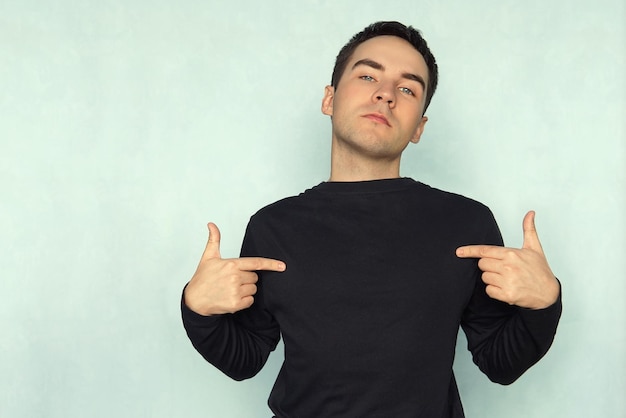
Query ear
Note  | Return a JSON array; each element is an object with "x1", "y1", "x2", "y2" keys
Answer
[
  {"x1": 321, "y1": 85, "x2": 334, "y2": 116},
  {"x1": 410, "y1": 116, "x2": 428, "y2": 144}
]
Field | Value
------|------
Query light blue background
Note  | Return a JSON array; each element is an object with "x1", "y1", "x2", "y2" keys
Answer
[{"x1": 1, "y1": 1, "x2": 624, "y2": 417}]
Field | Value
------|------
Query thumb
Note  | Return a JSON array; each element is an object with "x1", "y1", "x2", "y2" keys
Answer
[
  {"x1": 202, "y1": 222, "x2": 222, "y2": 260},
  {"x1": 522, "y1": 210, "x2": 544, "y2": 252}
]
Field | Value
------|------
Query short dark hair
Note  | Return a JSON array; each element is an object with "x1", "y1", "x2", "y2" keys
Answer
[{"x1": 331, "y1": 21, "x2": 439, "y2": 113}]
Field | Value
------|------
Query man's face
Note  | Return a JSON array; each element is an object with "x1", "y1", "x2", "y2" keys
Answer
[{"x1": 322, "y1": 36, "x2": 429, "y2": 161}]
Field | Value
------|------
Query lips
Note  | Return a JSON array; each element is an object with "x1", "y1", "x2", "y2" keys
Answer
[{"x1": 363, "y1": 113, "x2": 391, "y2": 127}]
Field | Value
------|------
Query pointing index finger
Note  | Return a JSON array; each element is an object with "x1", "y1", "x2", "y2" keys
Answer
[
  {"x1": 236, "y1": 257, "x2": 287, "y2": 272},
  {"x1": 456, "y1": 245, "x2": 504, "y2": 259}
]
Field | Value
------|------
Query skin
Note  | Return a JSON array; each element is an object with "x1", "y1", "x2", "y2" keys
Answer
[
  {"x1": 322, "y1": 36, "x2": 430, "y2": 182},
  {"x1": 457, "y1": 211, "x2": 560, "y2": 309},
  {"x1": 184, "y1": 222, "x2": 285, "y2": 316},
  {"x1": 184, "y1": 35, "x2": 560, "y2": 316}
]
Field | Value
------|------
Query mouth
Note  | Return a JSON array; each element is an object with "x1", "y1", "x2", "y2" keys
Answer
[{"x1": 363, "y1": 113, "x2": 391, "y2": 127}]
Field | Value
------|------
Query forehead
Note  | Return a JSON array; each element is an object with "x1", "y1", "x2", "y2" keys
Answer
[{"x1": 347, "y1": 35, "x2": 428, "y2": 81}]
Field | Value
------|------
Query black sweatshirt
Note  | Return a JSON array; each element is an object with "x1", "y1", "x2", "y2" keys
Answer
[{"x1": 182, "y1": 178, "x2": 561, "y2": 417}]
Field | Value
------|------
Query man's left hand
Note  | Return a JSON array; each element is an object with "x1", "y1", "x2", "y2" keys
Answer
[{"x1": 456, "y1": 211, "x2": 560, "y2": 310}]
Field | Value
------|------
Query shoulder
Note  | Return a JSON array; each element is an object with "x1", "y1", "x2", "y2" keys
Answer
[
  {"x1": 247, "y1": 187, "x2": 316, "y2": 226},
  {"x1": 409, "y1": 182, "x2": 501, "y2": 243},
  {"x1": 412, "y1": 181, "x2": 493, "y2": 216},
  {"x1": 251, "y1": 195, "x2": 304, "y2": 219}
]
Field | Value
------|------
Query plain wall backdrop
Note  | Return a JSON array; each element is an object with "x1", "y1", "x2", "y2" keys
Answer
[{"x1": 1, "y1": 1, "x2": 624, "y2": 417}]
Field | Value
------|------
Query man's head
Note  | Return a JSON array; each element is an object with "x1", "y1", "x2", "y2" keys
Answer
[{"x1": 331, "y1": 21, "x2": 438, "y2": 114}]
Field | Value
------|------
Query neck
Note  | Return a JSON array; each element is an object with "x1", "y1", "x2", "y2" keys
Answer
[{"x1": 329, "y1": 140, "x2": 402, "y2": 182}]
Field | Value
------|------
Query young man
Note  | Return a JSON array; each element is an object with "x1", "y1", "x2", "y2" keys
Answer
[{"x1": 182, "y1": 21, "x2": 562, "y2": 417}]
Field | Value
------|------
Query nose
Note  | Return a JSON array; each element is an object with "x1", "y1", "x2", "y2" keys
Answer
[{"x1": 373, "y1": 83, "x2": 396, "y2": 107}]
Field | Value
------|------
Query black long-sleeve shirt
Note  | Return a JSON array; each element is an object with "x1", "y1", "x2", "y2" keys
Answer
[{"x1": 182, "y1": 178, "x2": 561, "y2": 417}]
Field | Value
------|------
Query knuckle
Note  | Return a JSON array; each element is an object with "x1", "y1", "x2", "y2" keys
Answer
[
  {"x1": 224, "y1": 260, "x2": 238, "y2": 270},
  {"x1": 228, "y1": 274, "x2": 240, "y2": 285},
  {"x1": 485, "y1": 285, "x2": 498, "y2": 299},
  {"x1": 241, "y1": 296, "x2": 254, "y2": 309},
  {"x1": 504, "y1": 249, "x2": 519, "y2": 259},
  {"x1": 228, "y1": 296, "x2": 242, "y2": 311}
]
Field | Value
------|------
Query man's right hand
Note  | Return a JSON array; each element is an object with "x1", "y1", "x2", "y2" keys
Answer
[{"x1": 183, "y1": 222, "x2": 286, "y2": 316}]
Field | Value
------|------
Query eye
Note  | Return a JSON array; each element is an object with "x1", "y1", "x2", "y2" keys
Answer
[
  {"x1": 399, "y1": 87, "x2": 414, "y2": 96},
  {"x1": 360, "y1": 75, "x2": 375, "y2": 82}
]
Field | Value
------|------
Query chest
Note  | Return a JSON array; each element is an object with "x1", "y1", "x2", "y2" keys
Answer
[{"x1": 260, "y1": 226, "x2": 478, "y2": 336}]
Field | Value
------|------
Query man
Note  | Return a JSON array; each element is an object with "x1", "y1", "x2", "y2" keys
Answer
[{"x1": 182, "y1": 21, "x2": 561, "y2": 417}]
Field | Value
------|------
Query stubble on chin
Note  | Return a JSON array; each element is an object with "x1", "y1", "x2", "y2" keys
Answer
[{"x1": 332, "y1": 118, "x2": 406, "y2": 161}]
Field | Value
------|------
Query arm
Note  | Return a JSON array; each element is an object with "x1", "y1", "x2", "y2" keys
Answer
[
  {"x1": 460, "y1": 277, "x2": 561, "y2": 384},
  {"x1": 457, "y1": 211, "x2": 562, "y2": 384},
  {"x1": 181, "y1": 222, "x2": 285, "y2": 380},
  {"x1": 181, "y1": 291, "x2": 281, "y2": 381}
]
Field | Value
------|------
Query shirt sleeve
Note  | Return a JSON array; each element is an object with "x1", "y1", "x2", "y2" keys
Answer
[
  {"x1": 460, "y1": 214, "x2": 562, "y2": 385},
  {"x1": 180, "y1": 221, "x2": 281, "y2": 381}
]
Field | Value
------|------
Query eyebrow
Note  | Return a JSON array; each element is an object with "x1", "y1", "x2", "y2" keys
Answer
[{"x1": 352, "y1": 58, "x2": 426, "y2": 92}]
